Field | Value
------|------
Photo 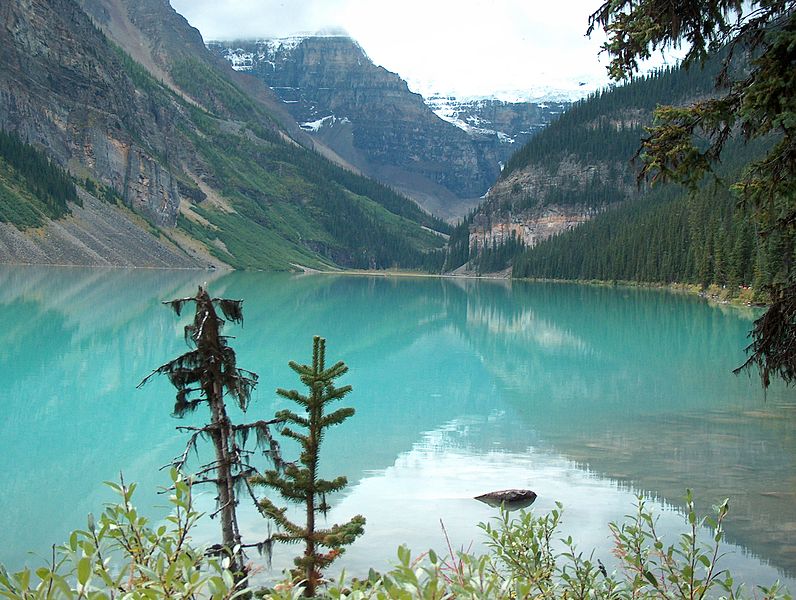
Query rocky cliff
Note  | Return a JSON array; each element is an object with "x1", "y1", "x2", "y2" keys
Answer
[
  {"x1": 442, "y1": 64, "x2": 718, "y2": 274},
  {"x1": 210, "y1": 37, "x2": 566, "y2": 220},
  {"x1": 0, "y1": 0, "x2": 186, "y2": 229},
  {"x1": 0, "y1": 0, "x2": 446, "y2": 270}
]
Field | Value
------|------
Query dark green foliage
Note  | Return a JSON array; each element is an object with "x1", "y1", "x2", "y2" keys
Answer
[
  {"x1": 140, "y1": 288, "x2": 257, "y2": 415},
  {"x1": 501, "y1": 63, "x2": 718, "y2": 181},
  {"x1": 83, "y1": 177, "x2": 122, "y2": 204},
  {"x1": 0, "y1": 129, "x2": 78, "y2": 227},
  {"x1": 170, "y1": 57, "x2": 264, "y2": 120},
  {"x1": 735, "y1": 282, "x2": 796, "y2": 387},
  {"x1": 512, "y1": 135, "x2": 786, "y2": 289},
  {"x1": 251, "y1": 336, "x2": 365, "y2": 597},
  {"x1": 512, "y1": 183, "x2": 768, "y2": 290},
  {"x1": 472, "y1": 233, "x2": 526, "y2": 274},
  {"x1": 109, "y1": 41, "x2": 162, "y2": 98},
  {"x1": 139, "y1": 287, "x2": 281, "y2": 583},
  {"x1": 441, "y1": 217, "x2": 474, "y2": 272},
  {"x1": 445, "y1": 57, "x2": 729, "y2": 276},
  {"x1": 180, "y1": 117, "x2": 445, "y2": 270},
  {"x1": 588, "y1": 0, "x2": 796, "y2": 387}
]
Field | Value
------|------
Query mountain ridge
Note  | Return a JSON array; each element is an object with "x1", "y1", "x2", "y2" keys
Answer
[
  {"x1": 210, "y1": 36, "x2": 569, "y2": 220},
  {"x1": 0, "y1": 0, "x2": 447, "y2": 270}
]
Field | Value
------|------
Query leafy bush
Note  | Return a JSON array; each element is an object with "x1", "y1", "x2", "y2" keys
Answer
[
  {"x1": 268, "y1": 492, "x2": 791, "y2": 599},
  {"x1": 2, "y1": 485, "x2": 791, "y2": 599},
  {"x1": 0, "y1": 470, "x2": 241, "y2": 599}
]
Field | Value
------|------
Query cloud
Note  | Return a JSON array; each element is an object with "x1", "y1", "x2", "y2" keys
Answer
[
  {"x1": 171, "y1": 0, "x2": 350, "y2": 40},
  {"x1": 170, "y1": 0, "x2": 674, "y2": 96}
]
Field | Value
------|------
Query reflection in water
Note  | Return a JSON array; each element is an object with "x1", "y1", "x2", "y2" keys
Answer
[
  {"x1": 323, "y1": 415, "x2": 793, "y2": 592},
  {"x1": 0, "y1": 267, "x2": 793, "y2": 589}
]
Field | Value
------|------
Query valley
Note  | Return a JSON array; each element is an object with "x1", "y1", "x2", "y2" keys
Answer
[{"x1": 0, "y1": 0, "x2": 794, "y2": 597}]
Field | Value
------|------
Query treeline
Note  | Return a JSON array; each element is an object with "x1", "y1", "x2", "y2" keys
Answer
[
  {"x1": 440, "y1": 217, "x2": 473, "y2": 272},
  {"x1": 512, "y1": 182, "x2": 790, "y2": 294},
  {"x1": 0, "y1": 129, "x2": 78, "y2": 227},
  {"x1": 502, "y1": 59, "x2": 719, "y2": 177},
  {"x1": 261, "y1": 131, "x2": 451, "y2": 235},
  {"x1": 429, "y1": 217, "x2": 526, "y2": 274},
  {"x1": 471, "y1": 233, "x2": 526, "y2": 274},
  {"x1": 309, "y1": 186, "x2": 444, "y2": 270},
  {"x1": 444, "y1": 52, "x2": 757, "y2": 282}
]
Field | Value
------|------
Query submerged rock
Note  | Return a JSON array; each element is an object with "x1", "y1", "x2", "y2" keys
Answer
[{"x1": 474, "y1": 489, "x2": 537, "y2": 511}]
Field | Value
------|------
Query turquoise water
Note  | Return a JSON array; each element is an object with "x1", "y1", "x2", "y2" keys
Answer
[{"x1": 1, "y1": 267, "x2": 794, "y2": 588}]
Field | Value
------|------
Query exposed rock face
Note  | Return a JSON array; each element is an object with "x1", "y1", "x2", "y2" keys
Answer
[
  {"x1": 488, "y1": 155, "x2": 632, "y2": 210},
  {"x1": 425, "y1": 95, "x2": 568, "y2": 149},
  {"x1": 0, "y1": 0, "x2": 184, "y2": 229},
  {"x1": 469, "y1": 204, "x2": 596, "y2": 251},
  {"x1": 0, "y1": 191, "x2": 204, "y2": 268},
  {"x1": 463, "y1": 153, "x2": 626, "y2": 257},
  {"x1": 210, "y1": 37, "x2": 565, "y2": 219}
]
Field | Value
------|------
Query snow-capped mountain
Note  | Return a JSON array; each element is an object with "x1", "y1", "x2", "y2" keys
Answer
[
  {"x1": 423, "y1": 93, "x2": 568, "y2": 145},
  {"x1": 210, "y1": 35, "x2": 574, "y2": 218}
]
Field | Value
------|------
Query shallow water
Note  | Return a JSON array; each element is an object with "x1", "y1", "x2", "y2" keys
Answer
[{"x1": 0, "y1": 267, "x2": 793, "y2": 589}]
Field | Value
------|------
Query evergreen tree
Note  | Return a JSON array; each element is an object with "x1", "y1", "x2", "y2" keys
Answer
[
  {"x1": 251, "y1": 336, "x2": 365, "y2": 597},
  {"x1": 139, "y1": 286, "x2": 282, "y2": 583},
  {"x1": 588, "y1": 0, "x2": 796, "y2": 386}
]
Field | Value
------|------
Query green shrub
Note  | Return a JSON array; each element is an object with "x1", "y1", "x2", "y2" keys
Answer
[
  {"x1": 2, "y1": 486, "x2": 791, "y2": 599},
  {"x1": 270, "y1": 492, "x2": 791, "y2": 599},
  {"x1": 0, "y1": 470, "x2": 241, "y2": 599}
]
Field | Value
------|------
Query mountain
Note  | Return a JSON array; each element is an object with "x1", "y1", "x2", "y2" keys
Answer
[
  {"x1": 0, "y1": 0, "x2": 447, "y2": 270},
  {"x1": 209, "y1": 37, "x2": 567, "y2": 220},
  {"x1": 446, "y1": 56, "x2": 786, "y2": 294},
  {"x1": 441, "y1": 63, "x2": 718, "y2": 273},
  {"x1": 424, "y1": 94, "x2": 567, "y2": 149}
]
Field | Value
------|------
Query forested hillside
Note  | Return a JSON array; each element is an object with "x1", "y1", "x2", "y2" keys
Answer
[
  {"x1": 511, "y1": 139, "x2": 787, "y2": 296},
  {"x1": 0, "y1": 131, "x2": 78, "y2": 228},
  {"x1": 440, "y1": 62, "x2": 721, "y2": 274},
  {"x1": 513, "y1": 165, "x2": 784, "y2": 295},
  {"x1": 442, "y1": 53, "x2": 789, "y2": 294}
]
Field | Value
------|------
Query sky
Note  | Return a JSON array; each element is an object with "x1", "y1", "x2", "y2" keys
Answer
[{"x1": 169, "y1": 0, "x2": 679, "y2": 99}]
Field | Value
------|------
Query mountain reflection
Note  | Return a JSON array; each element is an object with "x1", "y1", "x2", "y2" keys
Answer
[{"x1": 0, "y1": 268, "x2": 793, "y2": 581}]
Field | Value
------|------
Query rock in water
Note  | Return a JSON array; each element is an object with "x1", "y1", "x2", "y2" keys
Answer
[{"x1": 474, "y1": 489, "x2": 537, "y2": 511}]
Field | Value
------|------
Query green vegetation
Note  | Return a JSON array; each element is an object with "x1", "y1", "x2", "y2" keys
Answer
[
  {"x1": 513, "y1": 140, "x2": 787, "y2": 295},
  {"x1": 587, "y1": 0, "x2": 796, "y2": 387},
  {"x1": 502, "y1": 62, "x2": 718, "y2": 183},
  {"x1": 177, "y1": 115, "x2": 445, "y2": 271},
  {"x1": 2, "y1": 480, "x2": 790, "y2": 599},
  {"x1": 171, "y1": 57, "x2": 265, "y2": 121},
  {"x1": 0, "y1": 130, "x2": 78, "y2": 228},
  {"x1": 252, "y1": 336, "x2": 365, "y2": 597},
  {"x1": 0, "y1": 471, "x2": 239, "y2": 599},
  {"x1": 470, "y1": 233, "x2": 526, "y2": 275},
  {"x1": 82, "y1": 177, "x2": 122, "y2": 205},
  {"x1": 441, "y1": 59, "x2": 726, "y2": 275},
  {"x1": 163, "y1": 54, "x2": 449, "y2": 272}
]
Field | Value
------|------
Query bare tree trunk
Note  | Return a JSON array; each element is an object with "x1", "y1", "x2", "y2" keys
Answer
[{"x1": 209, "y1": 379, "x2": 243, "y2": 578}]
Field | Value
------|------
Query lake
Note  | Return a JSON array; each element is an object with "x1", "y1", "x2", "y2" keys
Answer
[{"x1": 0, "y1": 266, "x2": 794, "y2": 590}]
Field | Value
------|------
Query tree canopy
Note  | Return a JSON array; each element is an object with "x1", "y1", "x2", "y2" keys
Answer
[{"x1": 588, "y1": 0, "x2": 796, "y2": 387}]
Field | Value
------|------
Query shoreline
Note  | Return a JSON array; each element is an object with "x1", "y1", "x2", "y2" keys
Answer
[
  {"x1": 302, "y1": 267, "x2": 768, "y2": 310},
  {"x1": 0, "y1": 262, "x2": 769, "y2": 310}
]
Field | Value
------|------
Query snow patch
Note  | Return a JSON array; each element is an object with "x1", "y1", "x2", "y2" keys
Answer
[
  {"x1": 412, "y1": 74, "x2": 608, "y2": 105},
  {"x1": 223, "y1": 50, "x2": 254, "y2": 71},
  {"x1": 299, "y1": 115, "x2": 351, "y2": 132}
]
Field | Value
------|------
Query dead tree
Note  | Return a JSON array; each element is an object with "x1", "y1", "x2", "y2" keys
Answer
[{"x1": 139, "y1": 286, "x2": 281, "y2": 581}]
